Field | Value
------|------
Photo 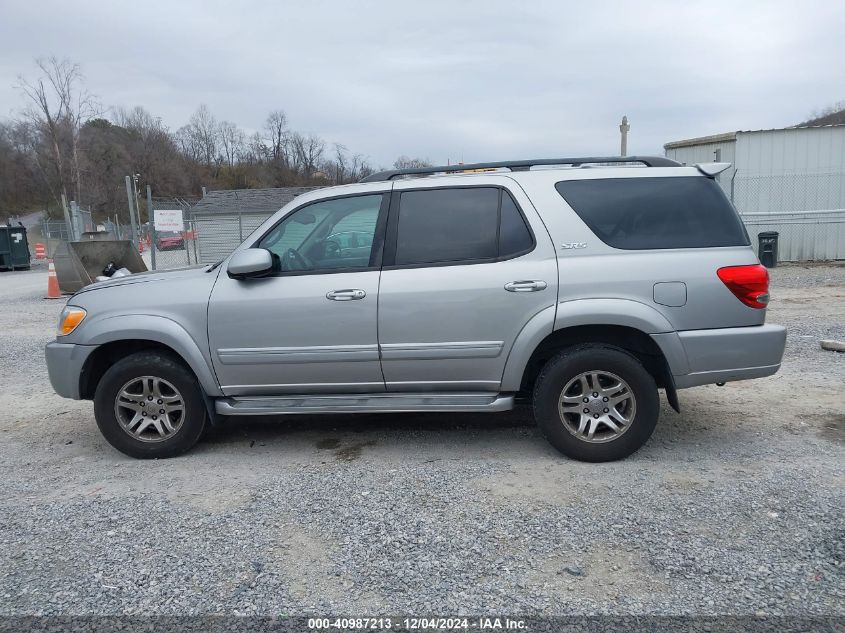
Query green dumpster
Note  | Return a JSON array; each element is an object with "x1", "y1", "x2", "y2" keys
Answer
[{"x1": 0, "y1": 225, "x2": 31, "y2": 271}]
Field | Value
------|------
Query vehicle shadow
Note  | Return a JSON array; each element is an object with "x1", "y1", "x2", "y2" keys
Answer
[
  {"x1": 202, "y1": 405, "x2": 537, "y2": 444},
  {"x1": 196, "y1": 400, "x2": 749, "y2": 459}
]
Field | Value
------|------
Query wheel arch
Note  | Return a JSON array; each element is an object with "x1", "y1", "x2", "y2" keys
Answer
[
  {"x1": 78, "y1": 315, "x2": 221, "y2": 399},
  {"x1": 501, "y1": 299, "x2": 687, "y2": 411}
]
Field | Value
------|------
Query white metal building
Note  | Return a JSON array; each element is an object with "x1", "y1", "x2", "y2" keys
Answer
[
  {"x1": 664, "y1": 125, "x2": 845, "y2": 261},
  {"x1": 191, "y1": 187, "x2": 318, "y2": 263}
]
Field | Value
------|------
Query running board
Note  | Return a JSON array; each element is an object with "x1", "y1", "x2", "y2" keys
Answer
[{"x1": 215, "y1": 392, "x2": 515, "y2": 416}]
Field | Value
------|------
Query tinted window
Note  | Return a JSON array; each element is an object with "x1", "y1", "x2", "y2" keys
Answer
[
  {"x1": 555, "y1": 177, "x2": 750, "y2": 250},
  {"x1": 395, "y1": 188, "x2": 499, "y2": 265},
  {"x1": 257, "y1": 194, "x2": 383, "y2": 272},
  {"x1": 499, "y1": 190, "x2": 534, "y2": 256}
]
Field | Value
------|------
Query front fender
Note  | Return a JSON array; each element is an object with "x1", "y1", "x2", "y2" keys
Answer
[{"x1": 78, "y1": 314, "x2": 222, "y2": 396}]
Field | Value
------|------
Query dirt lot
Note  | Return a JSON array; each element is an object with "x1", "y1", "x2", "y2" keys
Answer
[{"x1": 0, "y1": 261, "x2": 842, "y2": 616}]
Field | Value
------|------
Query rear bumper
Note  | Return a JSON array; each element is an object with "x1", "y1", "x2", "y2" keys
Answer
[
  {"x1": 45, "y1": 341, "x2": 95, "y2": 399},
  {"x1": 672, "y1": 323, "x2": 786, "y2": 389}
]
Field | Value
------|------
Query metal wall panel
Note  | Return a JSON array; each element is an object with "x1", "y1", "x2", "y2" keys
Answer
[
  {"x1": 733, "y1": 127, "x2": 845, "y2": 214},
  {"x1": 195, "y1": 213, "x2": 272, "y2": 264},
  {"x1": 664, "y1": 140, "x2": 737, "y2": 197},
  {"x1": 743, "y1": 210, "x2": 845, "y2": 262}
]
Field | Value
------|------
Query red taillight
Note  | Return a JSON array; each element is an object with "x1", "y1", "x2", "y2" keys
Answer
[{"x1": 717, "y1": 265, "x2": 770, "y2": 309}]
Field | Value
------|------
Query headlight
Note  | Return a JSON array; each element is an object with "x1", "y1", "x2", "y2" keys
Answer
[{"x1": 58, "y1": 306, "x2": 87, "y2": 336}]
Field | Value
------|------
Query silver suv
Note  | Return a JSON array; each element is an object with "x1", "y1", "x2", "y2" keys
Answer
[{"x1": 45, "y1": 156, "x2": 786, "y2": 461}]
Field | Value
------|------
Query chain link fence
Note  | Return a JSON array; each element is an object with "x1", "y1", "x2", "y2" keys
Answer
[
  {"x1": 731, "y1": 172, "x2": 845, "y2": 262},
  {"x1": 140, "y1": 197, "x2": 201, "y2": 270}
]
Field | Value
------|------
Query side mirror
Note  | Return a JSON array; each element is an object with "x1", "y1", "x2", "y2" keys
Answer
[{"x1": 227, "y1": 248, "x2": 273, "y2": 279}]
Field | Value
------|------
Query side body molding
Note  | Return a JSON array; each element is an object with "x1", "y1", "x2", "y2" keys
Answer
[{"x1": 80, "y1": 314, "x2": 222, "y2": 396}]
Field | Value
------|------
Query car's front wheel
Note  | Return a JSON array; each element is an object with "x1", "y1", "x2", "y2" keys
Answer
[
  {"x1": 533, "y1": 345, "x2": 659, "y2": 462},
  {"x1": 93, "y1": 351, "x2": 206, "y2": 459}
]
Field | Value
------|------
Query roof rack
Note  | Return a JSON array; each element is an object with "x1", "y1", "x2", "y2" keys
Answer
[{"x1": 360, "y1": 156, "x2": 680, "y2": 183}]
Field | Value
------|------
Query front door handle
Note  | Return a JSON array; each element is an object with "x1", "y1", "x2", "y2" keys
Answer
[
  {"x1": 504, "y1": 280, "x2": 547, "y2": 292},
  {"x1": 326, "y1": 289, "x2": 366, "y2": 301}
]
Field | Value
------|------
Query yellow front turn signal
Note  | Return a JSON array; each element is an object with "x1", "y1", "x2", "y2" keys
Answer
[{"x1": 58, "y1": 306, "x2": 87, "y2": 336}]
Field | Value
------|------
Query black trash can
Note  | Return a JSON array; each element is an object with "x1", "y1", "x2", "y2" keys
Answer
[
  {"x1": 758, "y1": 231, "x2": 779, "y2": 268},
  {"x1": 0, "y1": 225, "x2": 31, "y2": 272}
]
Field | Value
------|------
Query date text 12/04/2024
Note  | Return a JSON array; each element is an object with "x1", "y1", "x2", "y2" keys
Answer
[{"x1": 307, "y1": 618, "x2": 527, "y2": 630}]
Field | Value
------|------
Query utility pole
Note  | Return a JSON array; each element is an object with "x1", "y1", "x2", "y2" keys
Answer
[
  {"x1": 125, "y1": 175, "x2": 138, "y2": 246},
  {"x1": 619, "y1": 115, "x2": 630, "y2": 157}
]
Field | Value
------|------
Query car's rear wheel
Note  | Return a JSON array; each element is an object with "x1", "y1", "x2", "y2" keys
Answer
[
  {"x1": 93, "y1": 351, "x2": 206, "y2": 459},
  {"x1": 533, "y1": 345, "x2": 659, "y2": 462}
]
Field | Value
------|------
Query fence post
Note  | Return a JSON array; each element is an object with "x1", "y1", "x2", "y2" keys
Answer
[
  {"x1": 60, "y1": 194, "x2": 73, "y2": 243},
  {"x1": 125, "y1": 176, "x2": 139, "y2": 247},
  {"x1": 730, "y1": 169, "x2": 738, "y2": 204},
  {"x1": 192, "y1": 219, "x2": 199, "y2": 265},
  {"x1": 147, "y1": 185, "x2": 156, "y2": 271},
  {"x1": 42, "y1": 218, "x2": 50, "y2": 256},
  {"x1": 238, "y1": 212, "x2": 243, "y2": 242},
  {"x1": 184, "y1": 203, "x2": 191, "y2": 266}
]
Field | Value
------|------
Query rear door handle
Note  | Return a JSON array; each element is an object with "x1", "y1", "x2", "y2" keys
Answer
[
  {"x1": 326, "y1": 289, "x2": 366, "y2": 301},
  {"x1": 504, "y1": 280, "x2": 547, "y2": 292}
]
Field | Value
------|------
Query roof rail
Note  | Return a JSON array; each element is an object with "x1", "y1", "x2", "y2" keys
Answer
[{"x1": 360, "y1": 156, "x2": 681, "y2": 183}]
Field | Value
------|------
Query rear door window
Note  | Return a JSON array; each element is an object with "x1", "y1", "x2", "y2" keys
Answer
[
  {"x1": 392, "y1": 187, "x2": 534, "y2": 266},
  {"x1": 554, "y1": 176, "x2": 750, "y2": 250},
  {"x1": 499, "y1": 190, "x2": 534, "y2": 256},
  {"x1": 394, "y1": 188, "x2": 499, "y2": 265}
]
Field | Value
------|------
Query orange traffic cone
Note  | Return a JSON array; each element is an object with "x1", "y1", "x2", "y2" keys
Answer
[
  {"x1": 35, "y1": 243, "x2": 46, "y2": 259},
  {"x1": 45, "y1": 260, "x2": 62, "y2": 299}
]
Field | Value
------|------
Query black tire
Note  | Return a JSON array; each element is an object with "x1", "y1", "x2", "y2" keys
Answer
[
  {"x1": 93, "y1": 351, "x2": 206, "y2": 459},
  {"x1": 533, "y1": 344, "x2": 659, "y2": 462}
]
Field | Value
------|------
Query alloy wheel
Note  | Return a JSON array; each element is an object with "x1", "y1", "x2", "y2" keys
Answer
[
  {"x1": 114, "y1": 376, "x2": 185, "y2": 442},
  {"x1": 558, "y1": 370, "x2": 637, "y2": 443}
]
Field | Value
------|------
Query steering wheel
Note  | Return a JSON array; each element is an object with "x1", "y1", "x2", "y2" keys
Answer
[
  {"x1": 323, "y1": 240, "x2": 341, "y2": 258},
  {"x1": 282, "y1": 248, "x2": 310, "y2": 271}
]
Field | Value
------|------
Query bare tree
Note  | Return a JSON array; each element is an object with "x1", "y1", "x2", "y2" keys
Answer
[
  {"x1": 242, "y1": 131, "x2": 269, "y2": 165},
  {"x1": 290, "y1": 132, "x2": 325, "y2": 181},
  {"x1": 265, "y1": 110, "x2": 289, "y2": 164},
  {"x1": 177, "y1": 105, "x2": 218, "y2": 165},
  {"x1": 16, "y1": 56, "x2": 98, "y2": 205},
  {"x1": 393, "y1": 155, "x2": 432, "y2": 169},
  {"x1": 802, "y1": 100, "x2": 845, "y2": 126},
  {"x1": 325, "y1": 143, "x2": 373, "y2": 184},
  {"x1": 218, "y1": 120, "x2": 245, "y2": 167}
]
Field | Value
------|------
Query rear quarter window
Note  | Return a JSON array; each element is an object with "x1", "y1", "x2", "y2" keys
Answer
[{"x1": 554, "y1": 176, "x2": 750, "y2": 250}]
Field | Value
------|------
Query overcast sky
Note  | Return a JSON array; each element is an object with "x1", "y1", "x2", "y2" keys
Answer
[{"x1": 2, "y1": 1, "x2": 843, "y2": 167}]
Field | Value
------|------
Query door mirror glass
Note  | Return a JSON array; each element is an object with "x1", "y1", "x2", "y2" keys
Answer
[{"x1": 227, "y1": 248, "x2": 273, "y2": 279}]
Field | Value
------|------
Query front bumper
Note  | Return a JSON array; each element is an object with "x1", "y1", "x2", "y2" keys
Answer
[
  {"x1": 45, "y1": 341, "x2": 96, "y2": 399},
  {"x1": 672, "y1": 323, "x2": 787, "y2": 389}
]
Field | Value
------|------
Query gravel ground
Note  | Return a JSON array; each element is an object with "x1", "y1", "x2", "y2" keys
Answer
[{"x1": 0, "y1": 261, "x2": 842, "y2": 617}]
